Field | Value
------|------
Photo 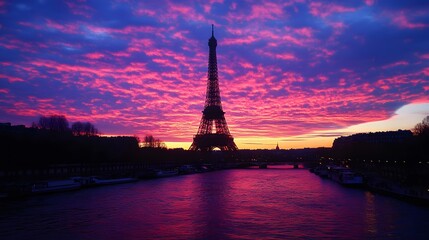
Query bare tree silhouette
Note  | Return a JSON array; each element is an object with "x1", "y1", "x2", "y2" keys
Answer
[
  {"x1": 71, "y1": 121, "x2": 99, "y2": 136},
  {"x1": 143, "y1": 135, "x2": 166, "y2": 148},
  {"x1": 412, "y1": 115, "x2": 429, "y2": 137},
  {"x1": 35, "y1": 115, "x2": 69, "y2": 132}
]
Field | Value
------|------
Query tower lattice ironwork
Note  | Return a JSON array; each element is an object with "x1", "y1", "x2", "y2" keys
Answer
[{"x1": 189, "y1": 25, "x2": 238, "y2": 151}]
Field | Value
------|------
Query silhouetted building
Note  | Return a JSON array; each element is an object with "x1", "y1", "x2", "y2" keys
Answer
[
  {"x1": 332, "y1": 130, "x2": 413, "y2": 148},
  {"x1": 0, "y1": 122, "x2": 12, "y2": 127}
]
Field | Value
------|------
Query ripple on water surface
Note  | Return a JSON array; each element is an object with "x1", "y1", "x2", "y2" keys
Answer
[{"x1": 1, "y1": 167, "x2": 429, "y2": 239}]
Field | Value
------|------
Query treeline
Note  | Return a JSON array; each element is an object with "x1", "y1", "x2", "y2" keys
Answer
[
  {"x1": 0, "y1": 115, "x2": 140, "y2": 169},
  {"x1": 141, "y1": 135, "x2": 166, "y2": 149},
  {"x1": 31, "y1": 115, "x2": 99, "y2": 136},
  {"x1": 0, "y1": 115, "x2": 188, "y2": 171}
]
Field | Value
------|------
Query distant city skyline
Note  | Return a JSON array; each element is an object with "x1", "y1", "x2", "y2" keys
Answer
[{"x1": 1, "y1": 1, "x2": 428, "y2": 149}]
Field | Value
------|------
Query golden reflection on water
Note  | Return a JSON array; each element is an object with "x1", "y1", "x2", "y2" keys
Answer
[{"x1": 364, "y1": 191, "x2": 378, "y2": 234}]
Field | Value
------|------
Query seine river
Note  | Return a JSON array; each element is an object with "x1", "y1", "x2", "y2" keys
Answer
[{"x1": 1, "y1": 166, "x2": 429, "y2": 239}]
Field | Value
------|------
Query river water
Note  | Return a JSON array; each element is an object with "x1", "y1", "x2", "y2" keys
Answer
[{"x1": 1, "y1": 166, "x2": 428, "y2": 239}]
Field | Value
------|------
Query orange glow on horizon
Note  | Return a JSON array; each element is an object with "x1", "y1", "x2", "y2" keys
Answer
[{"x1": 165, "y1": 137, "x2": 333, "y2": 150}]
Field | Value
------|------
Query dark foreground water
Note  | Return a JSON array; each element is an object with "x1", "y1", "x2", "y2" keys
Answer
[{"x1": 1, "y1": 166, "x2": 429, "y2": 240}]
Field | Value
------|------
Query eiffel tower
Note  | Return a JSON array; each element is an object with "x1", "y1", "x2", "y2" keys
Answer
[{"x1": 189, "y1": 25, "x2": 238, "y2": 151}]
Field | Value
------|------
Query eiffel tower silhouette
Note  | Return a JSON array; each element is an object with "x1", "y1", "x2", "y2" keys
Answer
[{"x1": 189, "y1": 25, "x2": 238, "y2": 151}]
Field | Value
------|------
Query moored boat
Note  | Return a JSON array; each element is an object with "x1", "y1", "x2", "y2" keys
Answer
[
  {"x1": 178, "y1": 165, "x2": 196, "y2": 175},
  {"x1": 31, "y1": 179, "x2": 81, "y2": 194},
  {"x1": 328, "y1": 165, "x2": 364, "y2": 186},
  {"x1": 72, "y1": 176, "x2": 138, "y2": 187},
  {"x1": 155, "y1": 169, "x2": 179, "y2": 178},
  {"x1": 313, "y1": 165, "x2": 329, "y2": 177},
  {"x1": 90, "y1": 176, "x2": 138, "y2": 186}
]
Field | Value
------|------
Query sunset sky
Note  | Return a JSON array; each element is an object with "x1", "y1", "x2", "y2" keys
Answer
[{"x1": 1, "y1": 0, "x2": 428, "y2": 149}]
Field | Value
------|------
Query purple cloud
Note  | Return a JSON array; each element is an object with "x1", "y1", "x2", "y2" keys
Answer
[{"x1": 0, "y1": 0, "x2": 428, "y2": 148}]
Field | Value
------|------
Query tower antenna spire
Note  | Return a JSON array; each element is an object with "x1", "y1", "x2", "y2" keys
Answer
[{"x1": 212, "y1": 24, "x2": 214, "y2": 37}]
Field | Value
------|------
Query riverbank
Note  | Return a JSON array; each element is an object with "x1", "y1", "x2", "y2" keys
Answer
[
  {"x1": 0, "y1": 162, "x2": 247, "y2": 199},
  {"x1": 310, "y1": 165, "x2": 429, "y2": 205},
  {"x1": 364, "y1": 174, "x2": 429, "y2": 205}
]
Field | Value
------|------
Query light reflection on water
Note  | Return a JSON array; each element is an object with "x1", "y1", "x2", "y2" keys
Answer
[{"x1": 1, "y1": 166, "x2": 429, "y2": 239}]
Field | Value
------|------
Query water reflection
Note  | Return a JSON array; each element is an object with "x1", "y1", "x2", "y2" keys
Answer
[
  {"x1": 365, "y1": 192, "x2": 378, "y2": 235},
  {"x1": 1, "y1": 169, "x2": 429, "y2": 239},
  {"x1": 192, "y1": 171, "x2": 233, "y2": 239}
]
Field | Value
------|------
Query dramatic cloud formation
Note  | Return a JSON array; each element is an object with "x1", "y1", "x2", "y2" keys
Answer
[{"x1": 1, "y1": 0, "x2": 428, "y2": 149}]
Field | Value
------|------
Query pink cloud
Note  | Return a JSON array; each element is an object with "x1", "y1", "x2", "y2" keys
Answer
[
  {"x1": 224, "y1": 1, "x2": 293, "y2": 23},
  {"x1": 201, "y1": 0, "x2": 224, "y2": 13},
  {"x1": 225, "y1": 26, "x2": 248, "y2": 35},
  {"x1": 223, "y1": 35, "x2": 259, "y2": 45},
  {"x1": 85, "y1": 52, "x2": 104, "y2": 59},
  {"x1": 391, "y1": 11, "x2": 428, "y2": 29},
  {"x1": 111, "y1": 51, "x2": 131, "y2": 58},
  {"x1": 0, "y1": 0, "x2": 6, "y2": 14},
  {"x1": 224, "y1": 82, "x2": 389, "y2": 137},
  {"x1": 152, "y1": 58, "x2": 177, "y2": 68},
  {"x1": 419, "y1": 53, "x2": 429, "y2": 59},
  {"x1": 330, "y1": 21, "x2": 346, "y2": 30},
  {"x1": 224, "y1": 25, "x2": 315, "y2": 49},
  {"x1": 172, "y1": 31, "x2": 190, "y2": 40},
  {"x1": 86, "y1": 25, "x2": 159, "y2": 36},
  {"x1": 239, "y1": 61, "x2": 254, "y2": 69},
  {"x1": 318, "y1": 75, "x2": 328, "y2": 82},
  {"x1": 6, "y1": 101, "x2": 47, "y2": 117},
  {"x1": 364, "y1": 0, "x2": 375, "y2": 6},
  {"x1": 133, "y1": 8, "x2": 156, "y2": 16},
  {"x1": 314, "y1": 47, "x2": 335, "y2": 58},
  {"x1": 248, "y1": 2, "x2": 285, "y2": 20},
  {"x1": 18, "y1": 21, "x2": 43, "y2": 30},
  {"x1": 0, "y1": 74, "x2": 24, "y2": 83},
  {"x1": 162, "y1": 2, "x2": 207, "y2": 22},
  {"x1": 340, "y1": 68, "x2": 353, "y2": 73},
  {"x1": 30, "y1": 60, "x2": 105, "y2": 77},
  {"x1": 281, "y1": 35, "x2": 304, "y2": 46},
  {"x1": 294, "y1": 27, "x2": 313, "y2": 37},
  {"x1": 0, "y1": 88, "x2": 9, "y2": 94},
  {"x1": 381, "y1": 61, "x2": 409, "y2": 69},
  {"x1": 65, "y1": 0, "x2": 93, "y2": 18},
  {"x1": 254, "y1": 49, "x2": 297, "y2": 61},
  {"x1": 45, "y1": 19, "x2": 80, "y2": 34},
  {"x1": 275, "y1": 53, "x2": 297, "y2": 60},
  {"x1": 376, "y1": 71, "x2": 427, "y2": 91},
  {"x1": 327, "y1": 21, "x2": 347, "y2": 40},
  {"x1": 212, "y1": 64, "x2": 427, "y2": 140},
  {"x1": 282, "y1": 72, "x2": 304, "y2": 83},
  {"x1": 127, "y1": 38, "x2": 155, "y2": 53},
  {"x1": 0, "y1": 37, "x2": 39, "y2": 53},
  {"x1": 309, "y1": 2, "x2": 356, "y2": 18}
]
